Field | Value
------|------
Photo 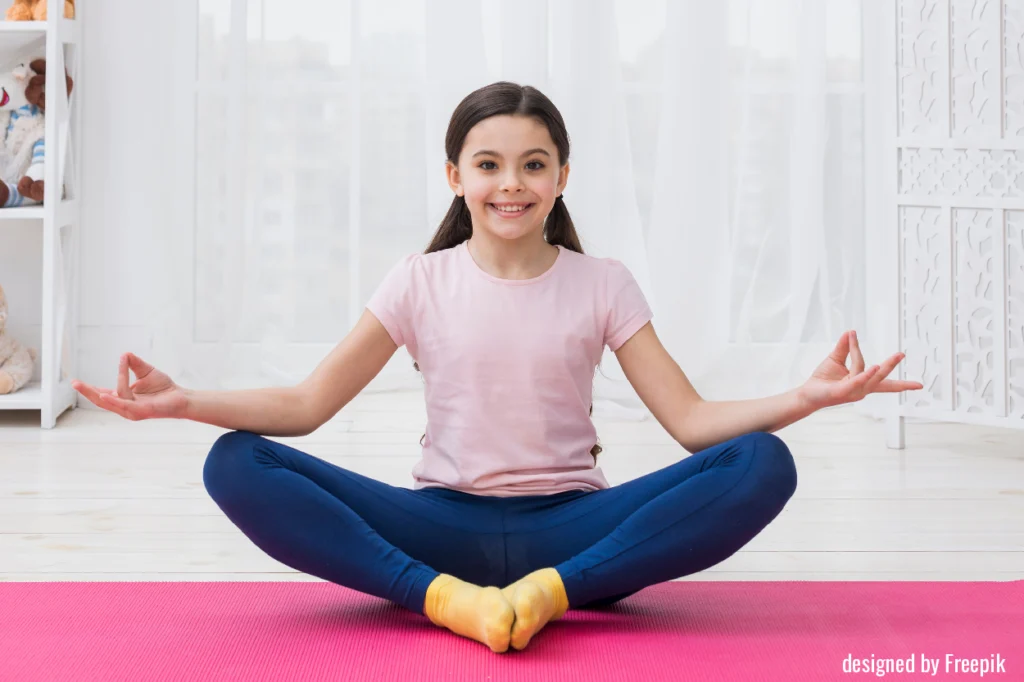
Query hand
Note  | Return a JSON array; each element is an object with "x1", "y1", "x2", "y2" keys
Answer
[
  {"x1": 71, "y1": 353, "x2": 189, "y2": 421},
  {"x1": 798, "y1": 330, "x2": 924, "y2": 411}
]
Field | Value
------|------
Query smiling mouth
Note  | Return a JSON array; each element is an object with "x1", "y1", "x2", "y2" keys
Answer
[
  {"x1": 0, "y1": 89, "x2": 8, "y2": 107},
  {"x1": 489, "y1": 203, "x2": 534, "y2": 215}
]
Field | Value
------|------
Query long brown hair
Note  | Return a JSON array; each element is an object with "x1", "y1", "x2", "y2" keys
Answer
[{"x1": 416, "y1": 81, "x2": 603, "y2": 462}]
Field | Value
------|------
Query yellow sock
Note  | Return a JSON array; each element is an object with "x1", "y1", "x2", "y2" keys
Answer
[
  {"x1": 500, "y1": 567, "x2": 569, "y2": 651},
  {"x1": 423, "y1": 574, "x2": 515, "y2": 653}
]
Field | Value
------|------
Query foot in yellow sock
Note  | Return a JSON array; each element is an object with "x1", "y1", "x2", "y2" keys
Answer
[
  {"x1": 500, "y1": 567, "x2": 569, "y2": 651},
  {"x1": 423, "y1": 574, "x2": 515, "y2": 653}
]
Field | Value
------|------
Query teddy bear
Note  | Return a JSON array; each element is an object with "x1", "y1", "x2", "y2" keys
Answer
[
  {"x1": 5, "y1": 0, "x2": 75, "y2": 21},
  {"x1": 0, "y1": 284, "x2": 37, "y2": 395},
  {"x1": 0, "y1": 57, "x2": 73, "y2": 207}
]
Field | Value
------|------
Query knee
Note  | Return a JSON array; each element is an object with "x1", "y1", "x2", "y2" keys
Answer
[
  {"x1": 738, "y1": 431, "x2": 798, "y2": 501},
  {"x1": 202, "y1": 430, "x2": 264, "y2": 498}
]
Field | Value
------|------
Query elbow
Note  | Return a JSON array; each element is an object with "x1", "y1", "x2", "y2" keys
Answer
[
  {"x1": 298, "y1": 411, "x2": 324, "y2": 437},
  {"x1": 292, "y1": 386, "x2": 324, "y2": 437},
  {"x1": 673, "y1": 399, "x2": 704, "y2": 453},
  {"x1": 300, "y1": 417, "x2": 323, "y2": 437},
  {"x1": 291, "y1": 424, "x2": 316, "y2": 438},
  {"x1": 670, "y1": 422, "x2": 693, "y2": 453}
]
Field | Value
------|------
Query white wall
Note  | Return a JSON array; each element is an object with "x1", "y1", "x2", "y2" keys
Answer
[
  {"x1": 0, "y1": 2, "x2": 181, "y2": 392},
  {"x1": 75, "y1": 1, "x2": 184, "y2": 392},
  {"x1": 77, "y1": 2, "x2": 184, "y2": 390}
]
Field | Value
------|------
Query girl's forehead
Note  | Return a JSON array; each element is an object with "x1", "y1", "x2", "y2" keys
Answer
[{"x1": 466, "y1": 115, "x2": 553, "y2": 150}]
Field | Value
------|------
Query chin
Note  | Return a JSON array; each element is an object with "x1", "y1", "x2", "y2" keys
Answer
[{"x1": 486, "y1": 224, "x2": 542, "y2": 242}]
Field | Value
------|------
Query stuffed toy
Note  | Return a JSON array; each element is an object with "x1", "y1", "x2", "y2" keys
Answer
[
  {"x1": 0, "y1": 284, "x2": 37, "y2": 395},
  {"x1": 0, "y1": 57, "x2": 72, "y2": 207},
  {"x1": 5, "y1": 0, "x2": 75, "y2": 21}
]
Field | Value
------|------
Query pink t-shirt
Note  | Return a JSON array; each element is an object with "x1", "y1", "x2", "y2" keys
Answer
[{"x1": 365, "y1": 239, "x2": 653, "y2": 497}]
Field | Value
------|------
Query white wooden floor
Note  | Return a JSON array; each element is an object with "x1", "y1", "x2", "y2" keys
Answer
[{"x1": 2, "y1": 390, "x2": 1022, "y2": 583}]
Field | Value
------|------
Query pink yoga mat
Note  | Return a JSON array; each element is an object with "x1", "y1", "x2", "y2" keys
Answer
[{"x1": 1, "y1": 580, "x2": 1020, "y2": 681}]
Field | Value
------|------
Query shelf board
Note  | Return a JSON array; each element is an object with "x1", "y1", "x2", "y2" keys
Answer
[
  {"x1": 0, "y1": 380, "x2": 42, "y2": 409},
  {"x1": 0, "y1": 18, "x2": 80, "y2": 43},
  {"x1": 0, "y1": 199, "x2": 79, "y2": 222},
  {"x1": 0, "y1": 21, "x2": 46, "y2": 32},
  {"x1": 0, "y1": 378, "x2": 76, "y2": 411},
  {"x1": 0, "y1": 205, "x2": 44, "y2": 220}
]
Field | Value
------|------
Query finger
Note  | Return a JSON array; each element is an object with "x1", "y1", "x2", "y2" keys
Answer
[
  {"x1": 840, "y1": 365, "x2": 879, "y2": 397},
  {"x1": 126, "y1": 352, "x2": 155, "y2": 380},
  {"x1": 100, "y1": 397, "x2": 133, "y2": 420},
  {"x1": 855, "y1": 365, "x2": 879, "y2": 386},
  {"x1": 72, "y1": 381, "x2": 109, "y2": 409},
  {"x1": 73, "y1": 382, "x2": 120, "y2": 415},
  {"x1": 72, "y1": 380, "x2": 112, "y2": 399},
  {"x1": 75, "y1": 382, "x2": 131, "y2": 417},
  {"x1": 864, "y1": 353, "x2": 903, "y2": 393},
  {"x1": 873, "y1": 379, "x2": 926, "y2": 393},
  {"x1": 849, "y1": 330, "x2": 865, "y2": 374},
  {"x1": 74, "y1": 379, "x2": 115, "y2": 394},
  {"x1": 100, "y1": 392, "x2": 145, "y2": 420},
  {"x1": 116, "y1": 354, "x2": 134, "y2": 400},
  {"x1": 828, "y1": 331, "x2": 852, "y2": 367}
]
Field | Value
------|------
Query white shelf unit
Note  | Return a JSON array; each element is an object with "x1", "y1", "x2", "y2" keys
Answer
[{"x1": 0, "y1": 12, "x2": 81, "y2": 428}]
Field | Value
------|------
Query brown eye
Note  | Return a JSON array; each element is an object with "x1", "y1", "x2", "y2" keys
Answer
[{"x1": 479, "y1": 160, "x2": 545, "y2": 170}]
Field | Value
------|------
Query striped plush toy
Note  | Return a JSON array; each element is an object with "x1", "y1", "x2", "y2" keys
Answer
[{"x1": 0, "y1": 57, "x2": 72, "y2": 208}]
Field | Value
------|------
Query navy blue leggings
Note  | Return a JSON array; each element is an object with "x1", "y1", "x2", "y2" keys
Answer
[{"x1": 202, "y1": 430, "x2": 797, "y2": 615}]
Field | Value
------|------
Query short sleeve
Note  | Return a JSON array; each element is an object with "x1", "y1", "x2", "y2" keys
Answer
[
  {"x1": 365, "y1": 253, "x2": 417, "y2": 348},
  {"x1": 603, "y1": 259, "x2": 653, "y2": 351}
]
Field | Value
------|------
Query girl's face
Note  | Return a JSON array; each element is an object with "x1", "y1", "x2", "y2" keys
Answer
[{"x1": 446, "y1": 114, "x2": 569, "y2": 244}]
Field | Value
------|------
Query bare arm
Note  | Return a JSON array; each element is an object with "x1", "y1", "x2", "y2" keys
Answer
[
  {"x1": 675, "y1": 389, "x2": 814, "y2": 453},
  {"x1": 73, "y1": 310, "x2": 398, "y2": 436},
  {"x1": 182, "y1": 386, "x2": 318, "y2": 437},
  {"x1": 75, "y1": 356, "x2": 320, "y2": 437},
  {"x1": 187, "y1": 309, "x2": 399, "y2": 436},
  {"x1": 295, "y1": 308, "x2": 400, "y2": 431},
  {"x1": 613, "y1": 322, "x2": 702, "y2": 450},
  {"x1": 617, "y1": 324, "x2": 921, "y2": 453},
  {"x1": 615, "y1": 322, "x2": 816, "y2": 452}
]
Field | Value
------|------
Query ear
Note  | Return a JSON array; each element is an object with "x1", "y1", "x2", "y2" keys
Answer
[
  {"x1": 556, "y1": 162, "x2": 569, "y2": 197},
  {"x1": 24, "y1": 74, "x2": 44, "y2": 109},
  {"x1": 445, "y1": 161, "x2": 464, "y2": 197}
]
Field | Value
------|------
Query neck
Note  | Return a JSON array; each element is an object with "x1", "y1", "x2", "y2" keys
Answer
[{"x1": 466, "y1": 231, "x2": 558, "y2": 280}]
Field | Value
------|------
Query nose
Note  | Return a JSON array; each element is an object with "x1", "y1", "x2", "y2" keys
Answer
[{"x1": 499, "y1": 168, "x2": 525, "y2": 193}]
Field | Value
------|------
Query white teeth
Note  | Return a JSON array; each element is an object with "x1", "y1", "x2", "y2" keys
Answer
[{"x1": 493, "y1": 204, "x2": 529, "y2": 213}]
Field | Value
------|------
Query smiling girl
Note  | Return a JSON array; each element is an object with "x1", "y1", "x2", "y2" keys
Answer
[{"x1": 73, "y1": 81, "x2": 922, "y2": 654}]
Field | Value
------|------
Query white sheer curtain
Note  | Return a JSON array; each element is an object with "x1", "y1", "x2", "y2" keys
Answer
[{"x1": 153, "y1": 0, "x2": 868, "y2": 419}]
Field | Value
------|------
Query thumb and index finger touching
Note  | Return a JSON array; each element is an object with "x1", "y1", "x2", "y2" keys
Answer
[
  {"x1": 829, "y1": 330, "x2": 865, "y2": 375},
  {"x1": 70, "y1": 352, "x2": 158, "y2": 420},
  {"x1": 116, "y1": 352, "x2": 156, "y2": 398}
]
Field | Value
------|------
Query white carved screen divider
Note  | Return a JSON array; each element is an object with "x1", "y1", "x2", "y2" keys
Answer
[{"x1": 886, "y1": 0, "x2": 1024, "y2": 448}]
